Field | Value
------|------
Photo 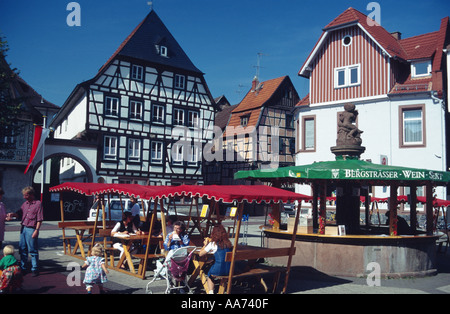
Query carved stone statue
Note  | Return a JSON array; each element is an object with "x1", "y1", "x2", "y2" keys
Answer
[
  {"x1": 337, "y1": 103, "x2": 363, "y2": 146},
  {"x1": 331, "y1": 103, "x2": 365, "y2": 157}
]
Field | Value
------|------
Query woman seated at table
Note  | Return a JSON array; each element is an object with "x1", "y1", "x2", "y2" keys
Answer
[
  {"x1": 199, "y1": 224, "x2": 232, "y2": 294},
  {"x1": 111, "y1": 211, "x2": 141, "y2": 268},
  {"x1": 163, "y1": 221, "x2": 190, "y2": 251}
]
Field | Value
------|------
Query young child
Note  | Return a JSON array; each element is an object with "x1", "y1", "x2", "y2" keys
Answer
[
  {"x1": 82, "y1": 243, "x2": 109, "y2": 294},
  {"x1": 0, "y1": 245, "x2": 23, "y2": 293}
]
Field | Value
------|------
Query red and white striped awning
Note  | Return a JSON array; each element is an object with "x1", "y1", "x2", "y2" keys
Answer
[{"x1": 49, "y1": 182, "x2": 311, "y2": 204}]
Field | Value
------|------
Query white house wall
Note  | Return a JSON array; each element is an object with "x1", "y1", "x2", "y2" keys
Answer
[
  {"x1": 55, "y1": 94, "x2": 87, "y2": 140},
  {"x1": 295, "y1": 96, "x2": 447, "y2": 200}
]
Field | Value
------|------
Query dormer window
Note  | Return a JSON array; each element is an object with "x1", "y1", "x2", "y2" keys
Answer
[
  {"x1": 240, "y1": 115, "x2": 249, "y2": 127},
  {"x1": 160, "y1": 45, "x2": 168, "y2": 57},
  {"x1": 411, "y1": 60, "x2": 431, "y2": 78}
]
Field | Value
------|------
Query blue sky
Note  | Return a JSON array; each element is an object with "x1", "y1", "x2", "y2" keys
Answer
[{"x1": 0, "y1": 0, "x2": 449, "y2": 108}]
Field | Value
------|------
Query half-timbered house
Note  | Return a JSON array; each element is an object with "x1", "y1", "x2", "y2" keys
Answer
[
  {"x1": 217, "y1": 76, "x2": 299, "y2": 186},
  {"x1": 50, "y1": 10, "x2": 217, "y2": 185},
  {"x1": 295, "y1": 7, "x2": 449, "y2": 200}
]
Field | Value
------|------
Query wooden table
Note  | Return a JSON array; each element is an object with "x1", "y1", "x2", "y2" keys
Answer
[
  {"x1": 59, "y1": 221, "x2": 115, "y2": 258},
  {"x1": 111, "y1": 234, "x2": 164, "y2": 279},
  {"x1": 112, "y1": 234, "x2": 147, "y2": 275}
]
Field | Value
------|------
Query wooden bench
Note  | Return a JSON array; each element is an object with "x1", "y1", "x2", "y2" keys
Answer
[
  {"x1": 215, "y1": 246, "x2": 295, "y2": 294},
  {"x1": 58, "y1": 221, "x2": 95, "y2": 255},
  {"x1": 58, "y1": 221, "x2": 115, "y2": 256},
  {"x1": 104, "y1": 246, "x2": 120, "y2": 268},
  {"x1": 133, "y1": 240, "x2": 165, "y2": 275},
  {"x1": 215, "y1": 264, "x2": 283, "y2": 294}
]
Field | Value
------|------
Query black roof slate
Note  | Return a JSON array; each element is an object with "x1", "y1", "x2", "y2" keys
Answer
[{"x1": 100, "y1": 10, "x2": 202, "y2": 74}]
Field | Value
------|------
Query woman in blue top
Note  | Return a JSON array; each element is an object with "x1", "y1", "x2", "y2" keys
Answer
[{"x1": 199, "y1": 224, "x2": 232, "y2": 294}]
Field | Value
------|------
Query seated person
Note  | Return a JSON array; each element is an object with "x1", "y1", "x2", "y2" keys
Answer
[
  {"x1": 385, "y1": 211, "x2": 412, "y2": 235},
  {"x1": 199, "y1": 224, "x2": 232, "y2": 294},
  {"x1": 163, "y1": 221, "x2": 190, "y2": 251},
  {"x1": 165, "y1": 215, "x2": 177, "y2": 235},
  {"x1": 128, "y1": 196, "x2": 141, "y2": 229},
  {"x1": 111, "y1": 212, "x2": 141, "y2": 268}
]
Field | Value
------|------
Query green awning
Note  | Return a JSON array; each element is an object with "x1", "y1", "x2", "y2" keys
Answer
[{"x1": 234, "y1": 157, "x2": 450, "y2": 185}]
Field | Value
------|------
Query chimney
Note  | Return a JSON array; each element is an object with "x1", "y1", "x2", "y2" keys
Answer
[
  {"x1": 391, "y1": 31, "x2": 402, "y2": 40},
  {"x1": 251, "y1": 76, "x2": 259, "y2": 92}
]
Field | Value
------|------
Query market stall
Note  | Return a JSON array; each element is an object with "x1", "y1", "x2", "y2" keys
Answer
[{"x1": 50, "y1": 182, "x2": 310, "y2": 292}]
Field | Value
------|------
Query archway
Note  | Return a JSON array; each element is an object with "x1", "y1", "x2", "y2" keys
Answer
[{"x1": 32, "y1": 153, "x2": 94, "y2": 220}]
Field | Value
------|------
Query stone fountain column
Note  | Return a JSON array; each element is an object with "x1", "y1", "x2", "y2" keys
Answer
[{"x1": 331, "y1": 104, "x2": 366, "y2": 234}]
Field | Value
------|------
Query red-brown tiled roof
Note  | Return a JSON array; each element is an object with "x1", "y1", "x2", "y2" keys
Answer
[
  {"x1": 400, "y1": 31, "x2": 439, "y2": 60},
  {"x1": 295, "y1": 94, "x2": 309, "y2": 107},
  {"x1": 232, "y1": 76, "x2": 287, "y2": 113},
  {"x1": 390, "y1": 76, "x2": 432, "y2": 94},
  {"x1": 224, "y1": 109, "x2": 261, "y2": 136}
]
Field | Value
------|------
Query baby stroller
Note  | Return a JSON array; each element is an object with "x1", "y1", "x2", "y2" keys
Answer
[{"x1": 146, "y1": 246, "x2": 196, "y2": 294}]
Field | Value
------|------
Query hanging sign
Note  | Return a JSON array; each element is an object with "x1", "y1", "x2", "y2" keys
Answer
[{"x1": 200, "y1": 205, "x2": 209, "y2": 217}]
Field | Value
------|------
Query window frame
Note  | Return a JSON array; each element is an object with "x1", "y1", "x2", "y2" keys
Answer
[
  {"x1": 129, "y1": 99, "x2": 143, "y2": 120},
  {"x1": 300, "y1": 115, "x2": 316, "y2": 152},
  {"x1": 131, "y1": 64, "x2": 144, "y2": 81},
  {"x1": 172, "y1": 143, "x2": 184, "y2": 166},
  {"x1": 399, "y1": 104, "x2": 426, "y2": 148},
  {"x1": 334, "y1": 64, "x2": 361, "y2": 88},
  {"x1": 411, "y1": 60, "x2": 432, "y2": 78},
  {"x1": 127, "y1": 138, "x2": 141, "y2": 162},
  {"x1": 104, "y1": 136, "x2": 118, "y2": 160},
  {"x1": 105, "y1": 96, "x2": 119, "y2": 117},
  {"x1": 151, "y1": 141, "x2": 163, "y2": 164},
  {"x1": 188, "y1": 145, "x2": 200, "y2": 165},
  {"x1": 188, "y1": 110, "x2": 199, "y2": 128},
  {"x1": 174, "y1": 74, "x2": 186, "y2": 89},
  {"x1": 160, "y1": 45, "x2": 168, "y2": 57},
  {"x1": 152, "y1": 103, "x2": 165, "y2": 124},
  {"x1": 173, "y1": 108, "x2": 185, "y2": 126},
  {"x1": 240, "y1": 115, "x2": 250, "y2": 127}
]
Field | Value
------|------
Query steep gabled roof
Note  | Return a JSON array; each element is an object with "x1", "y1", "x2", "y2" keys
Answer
[
  {"x1": 300, "y1": 7, "x2": 408, "y2": 77},
  {"x1": 98, "y1": 10, "x2": 202, "y2": 75},
  {"x1": 299, "y1": 7, "x2": 449, "y2": 97},
  {"x1": 324, "y1": 7, "x2": 408, "y2": 59},
  {"x1": 224, "y1": 76, "x2": 294, "y2": 136}
]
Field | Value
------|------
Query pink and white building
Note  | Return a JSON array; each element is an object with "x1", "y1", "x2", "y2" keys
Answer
[{"x1": 295, "y1": 8, "x2": 449, "y2": 201}]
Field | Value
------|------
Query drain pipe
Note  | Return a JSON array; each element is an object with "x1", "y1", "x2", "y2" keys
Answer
[{"x1": 430, "y1": 91, "x2": 446, "y2": 199}]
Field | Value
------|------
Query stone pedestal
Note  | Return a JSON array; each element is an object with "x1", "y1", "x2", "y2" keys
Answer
[{"x1": 330, "y1": 145, "x2": 366, "y2": 158}]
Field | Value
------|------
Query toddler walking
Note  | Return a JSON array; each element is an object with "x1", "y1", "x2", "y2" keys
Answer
[{"x1": 82, "y1": 243, "x2": 108, "y2": 294}]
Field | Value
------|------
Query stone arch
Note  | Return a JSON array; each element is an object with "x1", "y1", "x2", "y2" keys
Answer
[
  {"x1": 31, "y1": 152, "x2": 95, "y2": 220},
  {"x1": 32, "y1": 152, "x2": 94, "y2": 184}
]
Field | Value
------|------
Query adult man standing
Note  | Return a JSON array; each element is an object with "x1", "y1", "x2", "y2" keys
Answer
[{"x1": 9, "y1": 186, "x2": 43, "y2": 276}]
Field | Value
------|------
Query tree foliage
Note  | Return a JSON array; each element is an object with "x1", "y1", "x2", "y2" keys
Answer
[{"x1": 0, "y1": 35, "x2": 24, "y2": 142}]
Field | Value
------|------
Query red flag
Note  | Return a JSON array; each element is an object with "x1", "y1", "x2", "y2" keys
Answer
[{"x1": 24, "y1": 125, "x2": 43, "y2": 174}]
